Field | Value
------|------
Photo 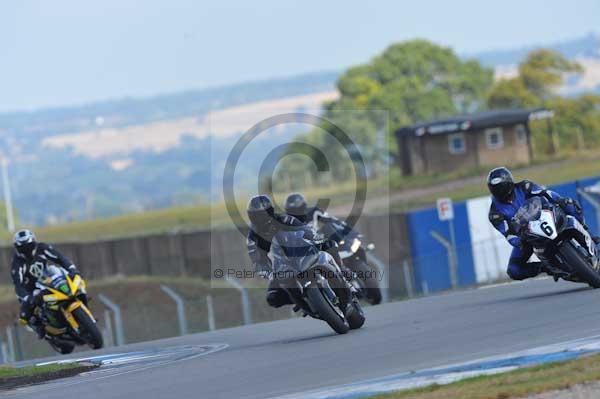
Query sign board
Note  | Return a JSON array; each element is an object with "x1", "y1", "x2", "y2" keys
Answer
[{"x1": 437, "y1": 198, "x2": 454, "y2": 221}]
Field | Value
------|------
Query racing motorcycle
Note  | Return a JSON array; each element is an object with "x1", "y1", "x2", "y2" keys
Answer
[
  {"x1": 320, "y1": 221, "x2": 382, "y2": 305},
  {"x1": 31, "y1": 265, "x2": 103, "y2": 354},
  {"x1": 511, "y1": 196, "x2": 600, "y2": 287},
  {"x1": 270, "y1": 228, "x2": 365, "y2": 334}
]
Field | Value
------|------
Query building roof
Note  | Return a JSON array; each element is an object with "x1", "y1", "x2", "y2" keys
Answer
[{"x1": 396, "y1": 108, "x2": 554, "y2": 138}]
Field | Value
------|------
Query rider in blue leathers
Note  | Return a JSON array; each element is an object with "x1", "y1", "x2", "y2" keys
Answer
[{"x1": 487, "y1": 167, "x2": 598, "y2": 281}]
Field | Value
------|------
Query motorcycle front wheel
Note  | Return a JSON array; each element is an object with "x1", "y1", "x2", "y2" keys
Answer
[
  {"x1": 73, "y1": 307, "x2": 104, "y2": 349},
  {"x1": 306, "y1": 287, "x2": 350, "y2": 335},
  {"x1": 559, "y1": 242, "x2": 600, "y2": 288}
]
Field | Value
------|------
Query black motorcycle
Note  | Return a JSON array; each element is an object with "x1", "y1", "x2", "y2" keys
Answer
[
  {"x1": 511, "y1": 196, "x2": 600, "y2": 286},
  {"x1": 320, "y1": 221, "x2": 382, "y2": 305},
  {"x1": 270, "y1": 229, "x2": 365, "y2": 334}
]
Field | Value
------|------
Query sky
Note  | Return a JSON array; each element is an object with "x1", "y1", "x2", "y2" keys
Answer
[{"x1": 1, "y1": 0, "x2": 599, "y2": 112}]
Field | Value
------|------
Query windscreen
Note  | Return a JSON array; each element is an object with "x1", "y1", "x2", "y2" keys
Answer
[
  {"x1": 271, "y1": 229, "x2": 319, "y2": 273},
  {"x1": 42, "y1": 265, "x2": 67, "y2": 289},
  {"x1": 512, "y1": 197, "x2": 543, "y2": 232}
]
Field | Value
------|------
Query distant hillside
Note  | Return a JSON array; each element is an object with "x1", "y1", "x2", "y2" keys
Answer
[
  {"x1": 467, "y1": 32, "x2": 600, "y2": 67},
  {"x1": 0, "y1": 91, "x2": 338, "y2": 225},
  {"x1": 0, "y1": 71, "x2": 339, "y2": 136}
]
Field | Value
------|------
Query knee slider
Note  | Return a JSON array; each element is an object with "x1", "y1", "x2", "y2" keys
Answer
[{"x1": 507, "y1": 263, "x2": 526, "y2": 280}]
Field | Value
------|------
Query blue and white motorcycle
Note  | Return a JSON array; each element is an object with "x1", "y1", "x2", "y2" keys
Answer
[{"x1": 511, "y1": 196, "x2": 600, "y2": 286}]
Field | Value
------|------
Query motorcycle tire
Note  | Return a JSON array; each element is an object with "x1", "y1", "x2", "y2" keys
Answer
[
  {"x1": 306, "y1": 287, "x2": 350, "y2": 335},
  {"x1": 48, "y1": 339, "x2": 75, "y2": 355},
  {"x1": 352, "y1": 261, "x2": 382, "y2": 305},
  {"x1": 559, "y1": 242, "x2": 600, "y2": 288},
  {"x1": 73, "y1": 307, "x2": 104, "y2": 349},
  {"x1": 346, "y1": 301, "x2": 365, "y2": 330}
]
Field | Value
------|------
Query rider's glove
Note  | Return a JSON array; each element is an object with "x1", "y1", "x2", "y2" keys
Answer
[
  {"x1": 67, "y1": 264, "x2": 80, "y2": 278},
  {"x1": 254, "y1": 262, "x2": 272, "y2": 279}
]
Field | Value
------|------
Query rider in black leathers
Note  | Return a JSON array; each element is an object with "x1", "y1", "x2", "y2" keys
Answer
[
  {"x1": 11, "y1": 229, "x2": 80, "y2": 338},
  {"x1": 246, "y1": 195, "x2": 342, "y2": 308},
  {"x1": 284, "y1": 192, "x2": 353, "y2": 243}
]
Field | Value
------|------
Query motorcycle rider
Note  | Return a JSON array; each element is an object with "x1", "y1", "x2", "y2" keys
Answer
[
  {"x1": 487, "y1": 167, "x2": 598, "y2": 281},
  {"x1": 284, "y1": 192, "x2": 353, "y2": 242},
  {"x1": 246, "y1": 195, "x2": 343, "y2": 308},
  {"x1": 11, "y1": 229, "x2": 80, "y2": 338}
]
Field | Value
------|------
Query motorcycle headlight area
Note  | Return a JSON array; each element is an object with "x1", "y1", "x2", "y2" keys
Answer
[
  {"x1": 71, "y1": 275, "x2": 86, "y2": 295},
  {"x1": 554, "y1": 205, "x2": 566, "y2": 229},
  {"x1": 351, "y1": 238, "x2": 362, "y2": 253}
]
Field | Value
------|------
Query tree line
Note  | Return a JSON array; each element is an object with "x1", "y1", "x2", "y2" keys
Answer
[{"x1": 274, "y1": 39, "x2": 600, "y2": 190}]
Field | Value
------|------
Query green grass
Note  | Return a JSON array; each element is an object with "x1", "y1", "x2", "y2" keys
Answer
[
  {"x1": 0, "y1": 178, "x2": 377, "y2": 243},
  {"x1": 0, "y1": 363, "x2": 80, "y2": 379},
  {"x1": 391, "y1": 151, "x2": 600, "y2": 211},
  {"x1": 371, "y1": 352, "x2": 600, "y2": 399}
]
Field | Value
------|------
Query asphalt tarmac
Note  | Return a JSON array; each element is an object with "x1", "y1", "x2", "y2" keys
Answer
[{"x1": 6, "y1": 277, "x2": 600, "y2": 399}]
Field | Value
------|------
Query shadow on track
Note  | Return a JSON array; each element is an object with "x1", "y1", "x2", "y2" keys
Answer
[
  {"x1": 514, "y1": 285, "x2": 593, "y2": 300},
  {"x1": 463, "y1": 285, "x2": 594, "y2": 308},
  {"x1": 278, "y1": 332, "x2": 343, "y2": 345}
]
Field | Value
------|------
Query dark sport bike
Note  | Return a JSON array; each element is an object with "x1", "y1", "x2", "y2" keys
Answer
[{"x1": 270, "y1": 228, "x2": 365, "y2": 334}]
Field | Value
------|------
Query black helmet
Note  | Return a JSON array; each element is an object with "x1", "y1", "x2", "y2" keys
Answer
[
  {"x1": 247, "y1": 195, "x2": 275, "y2": 229},
  {"x1": 487, "y1": 167, "x2": 515, "y2": 202},
  {"x1": 284, "y1": 193, "x2": 308, "y2": 222},
  {"x1": 14, "y1": 229, "x2": 37, "y2": 260}
]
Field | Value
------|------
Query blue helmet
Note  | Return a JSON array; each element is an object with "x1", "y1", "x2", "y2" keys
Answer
[{"x1": 487, "y1": 167, "x2": 515, "y2": 203}]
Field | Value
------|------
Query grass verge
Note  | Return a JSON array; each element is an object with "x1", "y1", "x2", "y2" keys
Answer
[
  {"x1": 391, "y1": 152, "x2": 600, "y2": 212},
  {"x1": 371, "y1": 352, "x2": 600, "y2": 399},
  {"x1": 0, "y1": 363, "x2": 96, "y2": 390}
]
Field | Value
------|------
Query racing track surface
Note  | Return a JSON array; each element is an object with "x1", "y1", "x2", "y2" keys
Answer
[{"x1": 6, "y1": 277, "x2": 600, "y2": 399}]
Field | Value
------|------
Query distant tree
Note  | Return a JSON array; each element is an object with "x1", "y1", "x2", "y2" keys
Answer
[
  {"x1": 519, "y1": 49, "x2": 582, "y2": 100},
  {"x1": 333, "y1": 40, "x2": 494, "y2": 132},
  {"x1": 487, "y1": 78, "x2": 539, "y2": 109},
  {"x1": 276, "y1": 39, "x2": 494, "y2": 184},
  {"x1": 487, "y1": 49, "x2": 600, "y2": 154},
  {"x1": 488, "y1": 49, "x2": 582, "y2": 109}
]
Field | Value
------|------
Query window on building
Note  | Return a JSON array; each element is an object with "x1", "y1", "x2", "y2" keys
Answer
[
  {"x1": 515, "y1": 124, "x2": 527, "y2": 145},
  {"x1": 448, "y1": 133, "x2": 466, "y2": 154},
  {"x1": 485, "y1": 127, "x2": 504, "y2": 149}
]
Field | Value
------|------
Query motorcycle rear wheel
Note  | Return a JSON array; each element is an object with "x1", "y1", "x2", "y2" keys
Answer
[
  {"x1": 346, "y1": 301, "x2": 365, "y2": 330},
  {"x1": 352, "y1": 261, "x2": 382, "y2": 305},
  {"x1": 559, "y1": 242, "x2": 600, "y2": 288},
  {"x1": 48, "y1": 339, "x2": 75, "y2": 355}
]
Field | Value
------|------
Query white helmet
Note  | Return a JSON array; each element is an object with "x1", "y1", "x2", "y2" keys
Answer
[{"x1": 14, "y1": 229, "x2": 37, "y2": 259}]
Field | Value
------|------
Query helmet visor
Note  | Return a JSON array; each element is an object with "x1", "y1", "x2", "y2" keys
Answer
[
  {"x1": 490, "y1": 181, "x2": 514, "y2": 202},
  {"x1": 16, "y1": 242, "x2": 36, "y2": 258}
]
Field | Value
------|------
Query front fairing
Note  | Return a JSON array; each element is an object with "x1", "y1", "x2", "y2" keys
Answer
[
  {"x1": 529, "y1": 212, "x2": 599, "y2": 272},
  {"x1": 271, "y1": 230, "x2": 320, "y2": 275},
  {"x1": 36, "y1": 266, "x2": 86, "y2": 304}
]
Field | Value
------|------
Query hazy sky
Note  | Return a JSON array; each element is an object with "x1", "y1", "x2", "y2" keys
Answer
[{"x1": 1, "y1": 0, "x2": 599, "y2": 112}]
